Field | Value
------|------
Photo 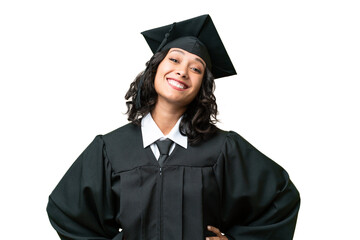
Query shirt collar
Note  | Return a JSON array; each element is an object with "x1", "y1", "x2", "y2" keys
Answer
[{"x1": 141, "y1": 113, "x2": 188, "y2": 149}]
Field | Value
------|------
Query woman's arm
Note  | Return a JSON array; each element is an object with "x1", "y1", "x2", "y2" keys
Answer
[
  {"x1": 47, "y1": 135, "x2": 122, "y2": 240},
  {"x1": 214, "y1": 132, "x2": 300, "y2": 240}
]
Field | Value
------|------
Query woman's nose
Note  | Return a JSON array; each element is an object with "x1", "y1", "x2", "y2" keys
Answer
[{"x1": 176, "y1": 66, "x2": 188, "y2": 79}]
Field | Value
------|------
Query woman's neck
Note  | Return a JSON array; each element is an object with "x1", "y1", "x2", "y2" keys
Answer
[{"x1": 151, "y1": 102, "x2": 186, "y2": 135}]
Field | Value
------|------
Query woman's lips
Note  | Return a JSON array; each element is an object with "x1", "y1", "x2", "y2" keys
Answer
[{"x1": 167, "y1": 78, "x2": 189, "y2": 91}]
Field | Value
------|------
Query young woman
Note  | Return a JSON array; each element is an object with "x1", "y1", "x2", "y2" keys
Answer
[{"x1": 47, "y1": 15, "x2": 300, "y2": 240}]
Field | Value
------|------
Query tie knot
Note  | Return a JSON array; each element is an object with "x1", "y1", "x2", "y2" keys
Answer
[{"x1": 155, "y1": 139, "x2": 173, "y2": 156}]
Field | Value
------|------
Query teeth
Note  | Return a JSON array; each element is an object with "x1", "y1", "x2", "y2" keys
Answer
[{"x1": 168, "y1": 79, "x2": 186, "y2": 89}]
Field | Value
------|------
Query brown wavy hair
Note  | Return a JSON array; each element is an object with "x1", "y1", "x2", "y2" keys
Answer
[{"x1": 125, "y1": 49, "x2": 218, "y2": 145}]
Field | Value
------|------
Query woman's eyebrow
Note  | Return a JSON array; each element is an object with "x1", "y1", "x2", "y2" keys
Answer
[
  {"x1": 169, "y1": 49, "x2": 206, "y2": 68},
  {"x1": 195, "y1": 58, "x2": 206, "y2": 68},
  {"x1": 169, "y1": 49, "x2": 185, "y2": 55}
]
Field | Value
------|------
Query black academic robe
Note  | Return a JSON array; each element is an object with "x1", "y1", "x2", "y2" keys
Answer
[{"x1": 47, "y1": 123, "x2": 300, "y2": 240}]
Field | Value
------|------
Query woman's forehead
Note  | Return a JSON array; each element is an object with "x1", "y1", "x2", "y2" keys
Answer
[{"x1": 168, "y1": 48, "x2": 206, "y2": 67}]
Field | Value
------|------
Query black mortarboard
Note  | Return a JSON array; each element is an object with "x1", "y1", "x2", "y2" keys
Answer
[{"x1": 141, "y1": 14, "x2": 237, "y2": 79}]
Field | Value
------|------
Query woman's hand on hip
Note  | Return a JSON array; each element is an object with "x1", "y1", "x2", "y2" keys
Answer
[{"x1": 206, "y1": 225, "x2": 228, "y2": 240}]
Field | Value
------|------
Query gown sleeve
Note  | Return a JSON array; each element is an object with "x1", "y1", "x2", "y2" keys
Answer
[
  {"x1": 46, "y1": 135, "x2": 123, "y2": 240},
  {"x1": 214, "y1": 131, "x2": 300, "y2": 240}
]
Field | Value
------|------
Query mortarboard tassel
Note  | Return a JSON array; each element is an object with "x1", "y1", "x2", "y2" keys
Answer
[{"x1": 156, "y1": 22, "x2": 176, "y2": 52}]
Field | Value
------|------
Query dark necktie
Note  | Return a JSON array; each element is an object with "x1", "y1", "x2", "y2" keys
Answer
[{"x1": 155, "y1": 139, "x2": 173, "y2": 167}]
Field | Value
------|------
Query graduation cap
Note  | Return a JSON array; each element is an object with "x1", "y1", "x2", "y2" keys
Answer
[{"x1": 141, "y1": 14, "x2": 237, "y2": 79}]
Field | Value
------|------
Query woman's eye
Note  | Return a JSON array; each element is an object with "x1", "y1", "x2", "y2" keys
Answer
[
  {"x1": 169, "y1": 58, "x2": 178, "y2": 63},
  {"x1": 192, "y1": 67, "x2": 202, "y2": 74}
]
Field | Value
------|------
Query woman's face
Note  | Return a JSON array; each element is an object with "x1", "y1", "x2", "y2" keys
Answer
[{"x1": 154, "y1": 48, "x2": 205, "y2": 109}]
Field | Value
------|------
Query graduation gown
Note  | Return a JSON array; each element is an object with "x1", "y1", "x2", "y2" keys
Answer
[{"x1": 47, "y1": 123, "x2": 300, "y2": 240}]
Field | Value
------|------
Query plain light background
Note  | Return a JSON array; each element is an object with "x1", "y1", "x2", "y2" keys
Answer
[{"x1": 1, "y1": 0, "x2": 359, "y2": 239}]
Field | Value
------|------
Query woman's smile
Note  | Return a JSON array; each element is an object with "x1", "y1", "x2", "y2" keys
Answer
[{"x1": 167, "y1": 78, "x2": 189, "y2": 91}]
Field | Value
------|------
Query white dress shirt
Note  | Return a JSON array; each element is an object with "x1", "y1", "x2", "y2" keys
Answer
[{"x1": 141, "y1": 113, "x2": 188, "y2": 160}]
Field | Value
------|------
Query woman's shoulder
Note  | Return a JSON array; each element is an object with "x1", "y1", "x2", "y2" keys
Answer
[
  {"x1": 102, "y1": 122, "x2": 140, "y2": 139},
  {"x1": 190, "y1": 127, "x2": 246, "y2": 155},
  {"x1": 212, "y1": 128, "x2": 274, "y2": 163},
  {"x1": 214, "y1": 127, "x2": 258, "y2": 149},
  {"x1": 94, "y1": 123, "x2": 142, "y2": 153},
  {"x1": 209, "y1": 127, "x2": 245, "y2": 146},
  {"x1": 218, "y1": 128, "x2": 286, "y2": 173}
]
